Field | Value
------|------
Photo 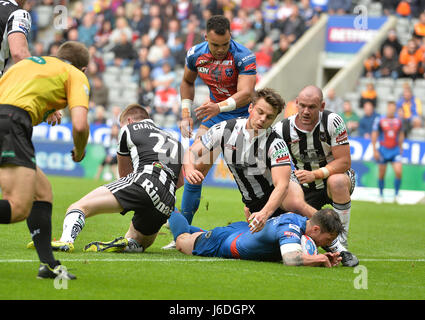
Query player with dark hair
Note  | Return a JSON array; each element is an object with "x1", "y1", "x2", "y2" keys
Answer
[
  {"x1": 273, "y1": 85, "x2": 359, "y2": 267},
  {"x1": 371, "y1": 101, "x2": 404, "y2": 203},
  {"x1": 37, "y1": 104, "x2": 185, "y2": 253},
  {"x1": 168, "y1": 208, "x2": 343, "y2": 267},
  {"x1": 183, "y1": 88, "x2": 317, "y2": 233},
  {"x1": 172, "y1": 15, "x2": 257, "y2": 248},
  {"x1": 0, "y1": 41, "x2": 91, "y2": 279}
]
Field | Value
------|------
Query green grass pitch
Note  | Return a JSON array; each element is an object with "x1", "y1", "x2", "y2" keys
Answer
[{"x1": 0, "y1": 176, "x2": 424, "y2": 300}]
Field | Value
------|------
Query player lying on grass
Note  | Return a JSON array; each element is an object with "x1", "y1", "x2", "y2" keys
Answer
[
  {"x1": 27, "y1": 104, "x2": 184, "y2": 253},
  {"x1": 168, "y1": 208, "x2": 343, "y2": 267},
  {"x1": 79, "y1": 208, "x2": 343, "y2": 268}
]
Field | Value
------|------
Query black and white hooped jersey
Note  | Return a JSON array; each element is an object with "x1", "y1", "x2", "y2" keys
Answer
[
  {"x1": 0, "y1": 0, "x2": 31, "y2": 75},
  {"x1": 117, "y1": 119, "x2": 183, "y2": 186},
  {"x1": 201, "y1": 118, "x2": 291, "y2": 205},
  {"x1": 273, "y1": 110, "x2": 349, "y2": 190}
]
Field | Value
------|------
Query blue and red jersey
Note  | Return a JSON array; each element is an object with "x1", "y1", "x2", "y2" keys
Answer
[
  {"x1": 192, "y1": 213, "x2": 308, "y2": 262},
  {"x1": 185, "y1": 39, "x2": 256, "y2": 112},
  {"x1": 372, "y1": 116, "x2": 403, "y2": 149}
]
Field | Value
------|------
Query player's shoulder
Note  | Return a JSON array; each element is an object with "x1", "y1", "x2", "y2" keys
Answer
[
  {"x1": 8, "y1": 8, "x2": 31, "y2": 21},
  {"x1": 187, "y1": 41, "x2": 209, "y2": 58},
  {"x1": 230, "y1": 39, "x2": 256, "y2": 63},
  {"x1": 273, "y1": 116, "x2": 296, "y2": 136},
  {"x1": 230, "y1": 39, "x2": 253, "y2": 55},
  {"x1": 276, "y1": 213, "x2": 307, "y2": 234},
  {"x1": 7, "y1": 7, "x2": 31, "y2": 36},
  {"x1": 323, "y1": 110, "x2": 346, "y2": 130}
]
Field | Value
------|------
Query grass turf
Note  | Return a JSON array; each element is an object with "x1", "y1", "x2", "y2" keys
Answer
[{"x1": 0, "y1": 176, "x2": 424, "y2": 300}]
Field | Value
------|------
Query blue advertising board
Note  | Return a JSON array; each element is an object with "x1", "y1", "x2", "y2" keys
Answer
[
  {"x1": 33, "y1": 122, "x2": 425, "y2": 190},
  {"x1": 325, "y1": 15, "x2": 387, "y2": 53}
]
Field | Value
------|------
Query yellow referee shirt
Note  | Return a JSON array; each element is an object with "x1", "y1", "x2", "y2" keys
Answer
[{"x1": 0, "y1": 56, "x2": 90, "y2": 126}]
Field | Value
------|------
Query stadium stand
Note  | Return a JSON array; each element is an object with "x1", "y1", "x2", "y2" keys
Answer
[
  {"x1": 17, "y1": 0, "x2": 424, "y2": 137},
  {"x1": 24, "y1": 0, "x2": 326, "y2": 128}
]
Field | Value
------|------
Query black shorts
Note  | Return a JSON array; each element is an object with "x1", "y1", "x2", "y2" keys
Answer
[
  {"x1": 104, "y1": 172, "x2": 176, "y2": 235},
  {"x1": 0, "y1": 105, "x2": 35, "y2": 170},
  {"x1": 302, "y1": 168, "x2": 356, "y2": 210}
]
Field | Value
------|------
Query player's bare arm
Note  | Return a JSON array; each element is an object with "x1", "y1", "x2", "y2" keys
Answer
[
  {"x1": 183, "y1": 139, "x2": 208, "y2": 185},
  {"x1": 248, "y1": 165, "x2": 291, "y2": 233},
  {"x1": 70, "y1": 106, "x2": 89, "y2": 162},
  {"x1": 179, "y1": 66, "x2": 197, "y2": 138},
  {"x1": 8, "y1": 32, "x2": 31, "y2": 63},
  {"x1": 176, "y1": 167, "x2": 185, "y2": 189},
  {"x1": 281, "y1": 248, "x2": 333, "y2": 267},
  {"x1": 195, "y1": 74, "x2": 256, "y2": 122},
  {"x1": 295, "y1": 144, "x2": 351, "y2": 184},
  {"x1": 117, "y1": 154, "x2": 133, "y2": 178}
]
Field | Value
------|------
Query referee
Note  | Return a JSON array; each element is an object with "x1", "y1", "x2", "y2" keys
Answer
[{"x1": 0, "y1": 41, "x2": 91, "y2": 280}]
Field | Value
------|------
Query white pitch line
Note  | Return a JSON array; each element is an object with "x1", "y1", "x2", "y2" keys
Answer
[
  {"x1": 0, "y1": 258, "x2": 234, "y2": 263},
  {"x1": 0, "y1": 258, "x2": 424, "y2": 263}
]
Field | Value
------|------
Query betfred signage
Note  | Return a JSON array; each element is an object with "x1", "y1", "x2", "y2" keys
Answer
[{"x1": 325, "y1": 15, "x2": 387, "y2": 53}]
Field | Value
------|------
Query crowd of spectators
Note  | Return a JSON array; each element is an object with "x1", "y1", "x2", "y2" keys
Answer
[
  {"x1": 23, "y1": 0, "x2": 425, "y2": 141},
  {"x1": 325, "y1": 0, "x2": 425, "y2": 142},
  {"x1": 25, "y1": 0, "x2": 370, "y2": 129}
]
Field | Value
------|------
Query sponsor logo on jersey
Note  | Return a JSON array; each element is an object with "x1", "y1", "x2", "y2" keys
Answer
[
  {"x1": 289, "y1": 224, "x2": 301, "y2": 233},
  {"x1": 27, "y1": 56, "x2": 46, "y2": 64},
  {"x1": 276, "y1": 155, "x2": 290, "y2": 163},
  {"x1": 140, "y1": 178, "x2": 172, "y2": 216},
  {"x1": 198, "y1": 66, "x2": 209, "y2": 74},
  {"x1": 284, "y1": 231, "x2": 300, "y2": 239},
  {"x1": 244, "y1": 63, "x2": 256, "y2": 71},
  {"x1": 336, "y1": 130, "x2": 348, "y2": 143}
]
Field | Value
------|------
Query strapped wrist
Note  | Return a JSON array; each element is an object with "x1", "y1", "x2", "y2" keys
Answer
[
  {"x1": 181, "y1": 99, "x2": 192, "y2": 118},
  {"x1": 218, "y1": 97, "x2": 236, "y2": 113}
]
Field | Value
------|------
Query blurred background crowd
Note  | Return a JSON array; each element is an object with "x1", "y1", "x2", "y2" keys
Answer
[{"x1": 20, "y1": 0, "x2": 425, "y2": 141}]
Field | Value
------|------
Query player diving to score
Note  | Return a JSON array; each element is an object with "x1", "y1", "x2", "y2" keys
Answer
[{"x1": 168, "y1": 208, "x2": 343, "y2": 267}]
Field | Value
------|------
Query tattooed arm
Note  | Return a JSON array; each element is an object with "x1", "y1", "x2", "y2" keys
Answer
[{"x1": 280, "y1": 244, "x2": 334, "y2": 267}]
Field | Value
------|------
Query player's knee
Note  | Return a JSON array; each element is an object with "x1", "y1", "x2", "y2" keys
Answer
[
  {"x1": 327, "y1": 174, "x2": 350, "y2": 195},
  {"x1": 34, "y1": 187, "x2": 53, "y2": 203},
  {"x1": 66, "y1": 202, "x2": 88, "y2": 217},
  {"x1": 9, "y1": 201, "x2": 32, "y2": 223}
]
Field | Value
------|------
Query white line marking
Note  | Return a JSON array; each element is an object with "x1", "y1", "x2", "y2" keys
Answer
[
  {"x1": 0, "y1": 258, "x2": 424, "y2": 263},
  {"x1": 0, "y1": 258, "x2": 234, "y2": 263}
]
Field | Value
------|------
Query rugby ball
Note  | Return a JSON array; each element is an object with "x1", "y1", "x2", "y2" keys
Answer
[{"x1": 301, "y1": 235, "x2": 318, "y2": 255}]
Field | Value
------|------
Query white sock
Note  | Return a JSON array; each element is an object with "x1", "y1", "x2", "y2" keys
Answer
[
  {"x1": 332, "y1": 201, "x2": 351, "y2": 248},
  {"x1": 327, "y1": 238, "x2": 347, "y2": 253},
  {"x1": 60, "y1": 209, "x2": 85, "y2": 243},
  {"x1": 124, "y1": 238, "x2": 144, "y2": 252}
]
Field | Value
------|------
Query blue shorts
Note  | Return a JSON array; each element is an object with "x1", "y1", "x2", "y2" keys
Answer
[
  {"x1": 378, "y1": 146, "x2": 402, "y2": 164},
  {"x1": 192, "y1": 222, "x2": 248, "y2": 257},
  {"x1": 202, "y1": 106, "x2": 249, "y2": 128}
]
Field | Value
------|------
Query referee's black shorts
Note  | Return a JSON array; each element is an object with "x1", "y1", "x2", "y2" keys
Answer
[
  {"x1": 0, "y1": 104, "x2": 36, "y2": 170},
  {"x1": 105, "y1": 172, "x2": 176, "y2": 236}
]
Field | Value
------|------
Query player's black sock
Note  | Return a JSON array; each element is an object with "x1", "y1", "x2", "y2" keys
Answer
[
  {"x1": 0, "y1": 200, "x2": 12, "y2": 224},
  {"x1": 26, "y1": 201, "x2": 59, "y2": 269}
]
